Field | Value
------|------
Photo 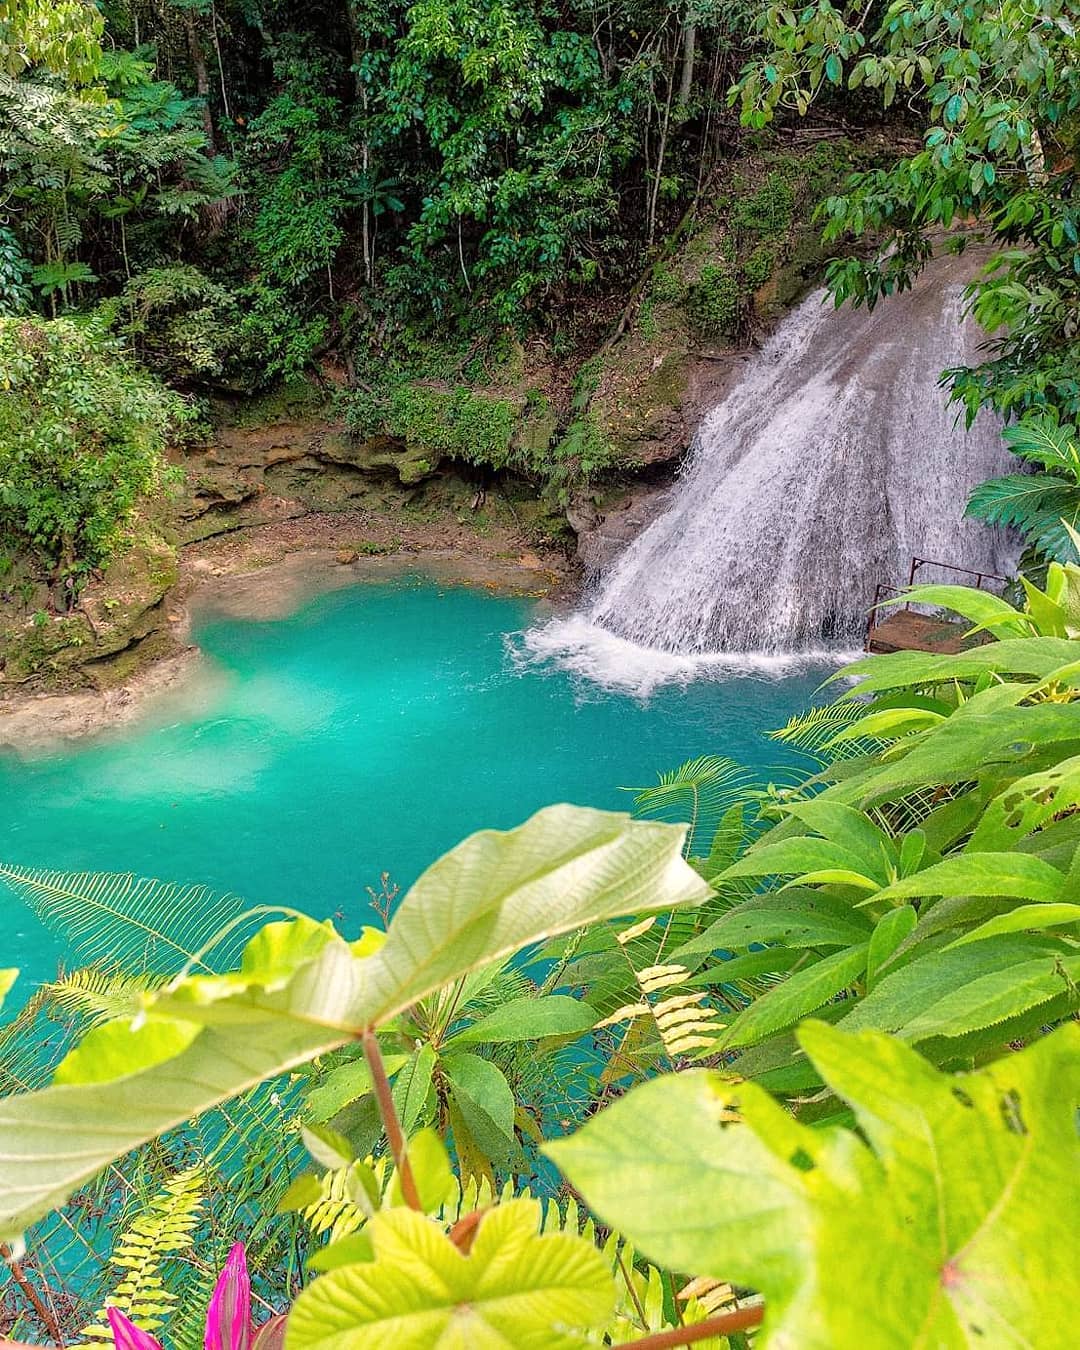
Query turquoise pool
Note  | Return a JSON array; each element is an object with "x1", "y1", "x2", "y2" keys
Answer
[{"x1": 0, "y1": 575, "x2": 829, "y2": 1001}]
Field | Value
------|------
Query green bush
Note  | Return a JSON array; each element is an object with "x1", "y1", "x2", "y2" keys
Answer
[
  {"x1": 120, "y1": 265, "x2": 239, "y2": 384},
  {"x1": 731, "y1": 171, "x2": 796, "y2": 238},
  {"x1": 345, "y1": 382, "x2": 517, "y2": 469},
  {"x1": 688, "y1": 264, "x2": 741, "y2": 339},
  {"x1": 0, "y1": 315, "x2": 183, "y2": 569},
  {"x1": 742, "y1": 242, "x2": 776, "y2": 290}
]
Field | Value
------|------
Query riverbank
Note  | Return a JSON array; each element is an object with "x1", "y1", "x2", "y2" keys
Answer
[{"x1": 0, "y1": 510, "x2": 572, "y2": 752}]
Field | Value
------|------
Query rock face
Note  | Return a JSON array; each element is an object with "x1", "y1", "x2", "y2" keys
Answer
[{"x1": 0, "y1": 536, "x2": 182, "y2": 693}]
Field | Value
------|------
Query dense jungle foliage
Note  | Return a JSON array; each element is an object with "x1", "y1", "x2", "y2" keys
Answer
[
  {"x1": 2, "y1": 563, "x2": 1079, "y2": 1345},
  {"x1": 0, "y1": 0, "x2": 1078, "y2": 575},
  {"x1": 2, "y1": 1, "x2": 1080, "y2": 1345}
]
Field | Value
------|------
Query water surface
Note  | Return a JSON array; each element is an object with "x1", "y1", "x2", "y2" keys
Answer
[{"x1": 0, "y1": 576, "x2": 828, "y2": 998}]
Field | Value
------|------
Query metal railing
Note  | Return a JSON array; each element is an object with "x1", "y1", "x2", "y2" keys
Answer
[{"x1": 864, "y1": 558, "x2": 1010, "y2": 650}]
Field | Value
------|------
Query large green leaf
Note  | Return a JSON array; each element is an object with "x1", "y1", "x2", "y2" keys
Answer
[
  {"x1": 721, "y1": 944, "x2": 869, "y2": 1049},
  {"x1": 833, "y1": 637, "x2": 1080, "y2": 696},
  {"x1": 284, "y1": 1199, "x2": 614, "y2": 1349},
  {"x1": 0, "y1": 807, "x2": 708, "y2": 1242},
  {"x1": 446, "y1": 996, "x2": 597, "y2": 1048},
  {"x1": 839, "y1": 934, "x2": 1079, "y2": 1042},
  {"x1": 670, "y1": 892, "x2": 872, "y2": 958},
  {"x1": 871, "y1": 852, "x2": 1067, "y2": 906},
  {"x1": 548, "y1": 1022, "x2": 1080, "y2": 1349}
]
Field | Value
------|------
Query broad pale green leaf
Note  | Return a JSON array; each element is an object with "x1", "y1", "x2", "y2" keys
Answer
[
  {"x1": 722, "y1": 944, "x2": 869, "y2": 1049},
  {"x1": 548, "y1": 1023, "x2": 1080, "y2": 1349},
  {"x1": 447, "y1": 995, "x2": 597, "y2": 1048},
  {"x1": 285, "y1": 1199, "x2": 614, "y2": 1350},
  {"x1": 946, "y1": 903, "x2": 1080, "y2": 949},
  {"x1": 871, "y1": 853, "x2": 1066, "y2": 906},
  {"x1": 0, "y1": 970, "x2": 16, "y2": 1012},
  {"x1": 355, "y1": 806, "x2": 710, "y2": 1024},
  {"x1": 0, "y1": 807, "x2": 707, "y2": 1241}
]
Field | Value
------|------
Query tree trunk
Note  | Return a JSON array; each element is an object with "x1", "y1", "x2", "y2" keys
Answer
[
  {"x1": 678, "y1": 23, "x2": 696, "y2": 106},
  {"x1": 183, "y1": 8, "x2": 216, "y2": 155}
]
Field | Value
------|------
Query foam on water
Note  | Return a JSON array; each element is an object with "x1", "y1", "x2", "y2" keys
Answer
[{"x1": 514, "y1": 615, "x2": 856, "y2": 698}]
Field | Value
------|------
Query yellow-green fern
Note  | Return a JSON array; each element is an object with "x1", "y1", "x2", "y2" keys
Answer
[{"x1": 83, "y1": 1165, "x2": 206, "y2": 1340}]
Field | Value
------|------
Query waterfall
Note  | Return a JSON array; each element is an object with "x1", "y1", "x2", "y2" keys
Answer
[{"x1": 522, "y1": 250, "x2": 1016, "y2": 689}]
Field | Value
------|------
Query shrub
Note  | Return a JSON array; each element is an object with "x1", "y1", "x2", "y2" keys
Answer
[
  {"x1": 0, "y1": 315, "x2": 184, "y2": 569},
  {"x1": 688, "y1": 263, "x2": 741, "y2": 339}
]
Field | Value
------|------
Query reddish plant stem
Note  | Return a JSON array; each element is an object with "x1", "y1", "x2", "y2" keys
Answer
[
  {"x1": 0, "y1": 1245, "x2": 65, "y2": 1346},
  {"x1": 615, "y1": 1303, "x2": 764, "y2": 1348},
  {"x1": 361, "y1": 1028, "x2": 422, "y2": 1211}
]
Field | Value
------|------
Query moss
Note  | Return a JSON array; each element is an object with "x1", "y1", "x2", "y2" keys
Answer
[
  {"x1": 731, "y1": 171, "x2": 796, "y2": 239},
  {"x1": 742, "y1": 243, "x2": 776, "y2": 290},
  {"x1": 688, "y1": 264, "x2": 741, "y2": 340},
  {"x1": 347, "y1": 383, "x2": 519, "y2": 470}
]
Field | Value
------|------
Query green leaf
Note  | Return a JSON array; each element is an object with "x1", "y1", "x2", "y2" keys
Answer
[
  {"x1": 946, "y1": 904, "x2": 1080, "y2": 949},
  {"x1": 671, "y1": 891, "x2": 872, "y2": 959},
  {"x1": 718, "y1": 838, "x2": 881, "y2": 891},
  {"x1": 840, "y1": 935, "x2": 1078, "y2": 1041},
  {"x1": 0, "y1": 807, "x2": 708, "y2": 1242},
  {"x1": 285, "y1": 1199, "x2": 615, "y2": 1349},
  {"x1": 866, "y1": 906, "x2": 917, "y2": 989},
  {"x1": 302, "y1": 1123, "x2": 356, "y2": 1171},
  {"x1": 305, "y1": 1053, "x2": 409, "y2": 1124},
  {"x1": 307, "y1": 1231, "x2": 375, "y2": 1273},
  {"x1": 389, "y1": 1127, "x2": 454, "y2": 1212},
  {"x1": 872, "y1": 853, "x2": 1066, "y2": 906},
  {"x1": 722, "y1": 944, "x2": 869, "y2": 1049},
  {"x1": 443, "y1": 1052, "x2": 519, "y2": 1167},
  {"x1": 548, "y1": 1023, "x2": 1080, "y2": 1349},
  {"x1": 447, "y1": 996, "x2": 597, "y2": 1048},
  {"x1": 394, "y1": 1045, "x2": 436, "y2": 1135},
  {"x1": 889, "y1": 584, "x2": 1033, "y2": 638},
  {"x1": 0, "y1": 970, "x2": 16, "y2": 1012}
]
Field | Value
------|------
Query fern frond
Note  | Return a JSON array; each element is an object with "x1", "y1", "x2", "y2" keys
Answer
[
  {"x1": 770, "y1": 701, "x2": 882, "y2": 763},
  {"x1": 40, "y1": 966, "x2": 160, "y2": 1027},
  {"x1": 83, "y1": 1165, "x2": 206, "y2": 1339},
  {"x1": 0, "y1": 864, "x2": 272, "y2": 975},
  {"x1": 1001, "y1": 419, "x2": 1080, "y2": 475},
  {"x1": 627, "y1": 755, "x2": 756, "y2": 857}
]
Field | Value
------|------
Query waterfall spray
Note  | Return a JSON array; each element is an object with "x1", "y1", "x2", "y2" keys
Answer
[{"x1": 523, "y1": 251, "x2": 1015, "y2": 690}]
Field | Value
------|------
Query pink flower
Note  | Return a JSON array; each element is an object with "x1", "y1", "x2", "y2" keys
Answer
[
  {"x1": 108, "y1": 1242, "x2": 257, "y2": 1350},
  {"x1": 205, "y1": 1242, "x2": 253, "y2": 1350},
  {"x1": 106, "y1": 1307, "x2": 162, "y2": 1350}
]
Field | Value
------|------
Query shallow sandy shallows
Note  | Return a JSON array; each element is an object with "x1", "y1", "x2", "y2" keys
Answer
[{"x1": 0, "y1": 516, "x2": 570, "y2": 753}]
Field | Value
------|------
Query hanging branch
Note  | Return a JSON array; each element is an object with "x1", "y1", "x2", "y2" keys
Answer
[{"x1": 0, "y1": 1244, "x2": 65, "y2": 1346}]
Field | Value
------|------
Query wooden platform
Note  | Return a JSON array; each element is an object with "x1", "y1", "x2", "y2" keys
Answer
[{"x1": 866, "y1": 610, "x2": 973, "y2": 655}]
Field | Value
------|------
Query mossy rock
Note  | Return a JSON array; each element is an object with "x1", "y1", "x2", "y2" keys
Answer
[
  {"x1": 319, "y1": 432, "x2": 439, "y2": 486},
  {"x1": 0, "y1": 534, "x2": 181, "y2": 690}
]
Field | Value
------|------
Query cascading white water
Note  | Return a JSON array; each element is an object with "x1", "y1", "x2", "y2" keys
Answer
[{"x1": 523, "y1": 251, "x2": 1016, "y2": 689}]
